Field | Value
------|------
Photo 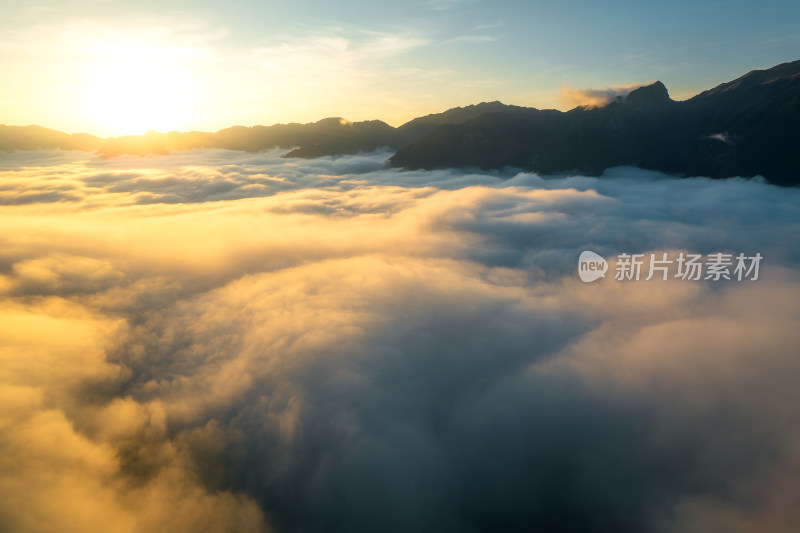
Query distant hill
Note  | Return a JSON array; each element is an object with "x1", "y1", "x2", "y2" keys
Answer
[
  {"x1": 394, "y1": 101, "x2": 536, "y2": 147},
  {"x1": 0, "y1": 119, "x2": 399, "y2": 158},
  {"x1": 0, "y1": 125, "x2": 102, "y2": 152},
  {"x1": 2, "y1": 59, "x2": 799, "y2": 185}
]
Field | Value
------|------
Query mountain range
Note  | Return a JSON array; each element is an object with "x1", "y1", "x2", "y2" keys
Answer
[{"x1": 2, "y1": 59, "x2": 798, "y2": 185}]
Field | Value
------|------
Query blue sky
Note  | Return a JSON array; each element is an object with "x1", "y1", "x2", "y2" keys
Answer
[{"x1": 2, "y1": 0, "x2": 799, "y2": 135}]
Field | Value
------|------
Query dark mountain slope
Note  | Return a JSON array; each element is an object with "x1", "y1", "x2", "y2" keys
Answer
[
  {"x1": 390, "y1": 60, "x2": 800, "y2": 185},
  {"x1": 395, "y1": 101, "x2": 536, "y2": 147}
]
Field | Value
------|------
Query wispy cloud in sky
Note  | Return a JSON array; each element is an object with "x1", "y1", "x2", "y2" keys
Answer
[
  {"x1": 444, "y1": 34, "x2": 499, "y2": 44},
  {"x1": 251, "y1": 30, "x2": 430, "y2": 82}
]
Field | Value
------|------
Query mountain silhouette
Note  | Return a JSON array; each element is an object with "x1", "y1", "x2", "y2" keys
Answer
[
  {"x1": 1, "y1": 59, "x2": 798, "y2": 185},
  {"x1": 391, "y1": 60, "x2": 800, "y2": 186},
  {"x1": 0, "y1": 119, "x2": 398, "y2": 158}
]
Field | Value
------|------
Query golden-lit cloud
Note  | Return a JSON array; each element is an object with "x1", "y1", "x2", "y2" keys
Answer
[{"x1": 559, "y1": 82, "x2": 651, "y2": 108}]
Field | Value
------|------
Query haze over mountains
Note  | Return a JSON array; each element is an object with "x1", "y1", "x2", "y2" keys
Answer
[{"x1": 2, "y1": 59, "x2": 799, "y2": 185}]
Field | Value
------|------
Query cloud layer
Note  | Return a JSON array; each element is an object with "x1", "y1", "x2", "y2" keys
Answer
[{"x1": 1, "y1": 149, "x2": 799, "y2": 532}]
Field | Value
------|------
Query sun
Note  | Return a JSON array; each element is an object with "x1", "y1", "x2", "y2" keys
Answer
[{"x1": 81, "y1": 45, "x2": 196, "y2": 137}]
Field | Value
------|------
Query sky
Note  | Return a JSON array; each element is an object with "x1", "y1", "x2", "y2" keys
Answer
[
  {"x1": 0, "y1": 0, "x2": 800, "y2": 136},
  {"x1": 2, "y1": 0, "x2": 800, "y2": 136}
]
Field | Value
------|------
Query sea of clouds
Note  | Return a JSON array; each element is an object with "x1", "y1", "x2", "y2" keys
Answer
[{"x1": 1, "y1": 148, "x2": 799, "y2": 533}]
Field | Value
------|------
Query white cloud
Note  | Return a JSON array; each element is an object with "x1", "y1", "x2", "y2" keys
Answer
[{"x1": 444, "y1": 34, "x2": 499, "y2": 44}]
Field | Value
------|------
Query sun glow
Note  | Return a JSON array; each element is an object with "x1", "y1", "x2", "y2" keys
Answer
[{"x1": 80, "y1": 43, "x2": 198, "y2": 137}]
